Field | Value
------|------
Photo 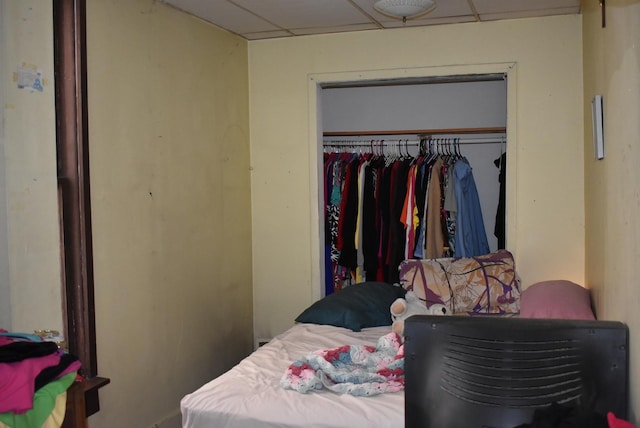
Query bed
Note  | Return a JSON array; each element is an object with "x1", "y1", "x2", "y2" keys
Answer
[
  {"x1": 180, "y1": 323, "x2": 403, "y2": 428},
  {"x1": 180, "y1": 251, "x2": 629, "y2": 428}
]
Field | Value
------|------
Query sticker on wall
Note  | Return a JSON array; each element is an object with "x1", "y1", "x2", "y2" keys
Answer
[{"x1": 15, "y1": 64, "x2": 44, "y2": 92}]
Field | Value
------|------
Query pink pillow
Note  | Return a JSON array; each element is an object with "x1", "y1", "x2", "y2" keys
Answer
[{"x1": 520, "y1": 280, "x2": 595, "y2": 320}]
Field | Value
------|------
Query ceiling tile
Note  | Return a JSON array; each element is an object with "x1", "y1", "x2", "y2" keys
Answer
[
  {"x1": 471, "y1": 0, "x2": 580, "y2": 14},
  {"x1": 412, "y1": 0, "x2": 474, "y2": 18},
  {"x1": 411, "y1": 15, "x2": 478, "y2": 26},
  {"x1": 480, "y1": 7, "x2": 580, "y2": 22},
  {"x1": 291, "y1": 23, "x2": 380, "y2": 36},
  {"x1": 232, "y1": 0, "x2": 370, "y2": 28},
  {"x1": 164, "y1": 0, "x2": 279, "y2": 33}
]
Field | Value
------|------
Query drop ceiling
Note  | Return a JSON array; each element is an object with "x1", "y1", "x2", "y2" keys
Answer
[{"x1": 161, "y1": 0, "x2": 582, "y2": 40}]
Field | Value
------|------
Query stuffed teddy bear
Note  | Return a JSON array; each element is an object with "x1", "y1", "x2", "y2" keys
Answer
[{"x1": 390, "y1": 290, "x2": 449, "y2": 337}]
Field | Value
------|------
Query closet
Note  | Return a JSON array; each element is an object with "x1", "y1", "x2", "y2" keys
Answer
[{"x1": 320, "y1": 76, "x2": 507, "y2": 295}]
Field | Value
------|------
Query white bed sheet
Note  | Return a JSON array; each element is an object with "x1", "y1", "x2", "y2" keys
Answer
[{"x1": 180, "y1": 323, "x2": 403, "y2": 428}]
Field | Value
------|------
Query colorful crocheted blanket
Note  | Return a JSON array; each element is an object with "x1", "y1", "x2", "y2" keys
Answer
[{"x1": 280, "y1": 332, "x2": 404, "y2": 396}]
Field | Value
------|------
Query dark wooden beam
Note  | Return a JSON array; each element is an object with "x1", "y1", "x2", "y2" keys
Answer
[{"x1": 52, "y1": 0, "x2": 97, "y2": 379}]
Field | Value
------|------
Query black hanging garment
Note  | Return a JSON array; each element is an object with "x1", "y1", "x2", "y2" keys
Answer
[
  {"x1": 387, "y1": 159, "x2": 411, "y2": 283},
  {"x1": 494, "y1": 152, "x2": 506, "y2": 249},
  {"x1": 362, "y1": 158, "x2": 382, "y2": 281},
  {"x1": 337, "y1": 158, "x2": 360, "y2": 272}
]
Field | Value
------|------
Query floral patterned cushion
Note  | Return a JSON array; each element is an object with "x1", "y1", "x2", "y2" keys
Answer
[{"x1": 398, "y1": 250, "x2": 520, "y2": 315}]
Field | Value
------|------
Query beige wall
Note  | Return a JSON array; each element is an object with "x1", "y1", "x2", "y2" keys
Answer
[
  {"x1": 85, "y1": 1, "x2": 252, "y2": 427},
  {"x1": 10, "y1": 2, "x2": 639, "y2": 425},
  {"x1": 583, "y1": 0, "x2": 640, "y2": 422},
  {"x1": 248, "y1": 15, "x2": 585, "y2": 340},
  {"x1": 0, "y1": 0, "x2": 63, "y2": 333}
]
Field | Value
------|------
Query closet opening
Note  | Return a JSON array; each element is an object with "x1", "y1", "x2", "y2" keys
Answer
[{"x1": 318, "y1": 74, "x2": 508, "y2": 296}]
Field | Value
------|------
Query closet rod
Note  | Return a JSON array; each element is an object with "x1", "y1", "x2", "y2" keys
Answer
[
  {"x1": 322, "y1": 126, "x2": 506, "y2": 137},
  {"x1": 323, "y1": 138, "x2": 504, "y2": 148},
  {"x1": 323, "y1": 138, "x2": 503, "y2": 146}
]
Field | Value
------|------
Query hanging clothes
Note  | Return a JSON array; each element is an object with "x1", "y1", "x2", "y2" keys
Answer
[
  {"x1": 362, "y1": 158, "x2": 382, "y2": 280},
  {"x1": 453, "y1": 157, "x2": 490, "y2": 257},
  {"x1": 336, "y1": 156, "x2": 360, "y2": 280},
  {"x1": 425, "y1": 158, "x2": 445, "y2": 259},
  {"x1": 494, "y1": 152, "x2": 506, "y2": 249},
  {"x1": 323, "y1": 139, "x2": 492, "y2": 295},
  {"x1": 443, "y1": 164, "x2": 457, "y2": 256},
  {"x1": 324, "y1": 152, "x2": 352, "y2": 293},
  {"x1": 387, "y1": 158, "x2": 411, "y2": 283}
]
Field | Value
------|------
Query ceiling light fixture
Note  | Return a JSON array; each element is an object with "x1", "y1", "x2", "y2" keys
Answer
[{"x1": 373, "y1": 0, "x2": 436, "y2": 23}]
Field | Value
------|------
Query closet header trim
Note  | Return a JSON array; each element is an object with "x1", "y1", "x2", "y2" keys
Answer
[
  {"x1": 320, "y1": 73, "x2": 506, "y2": 89},
  {"x1": 323, "y1": 126, "x2": 506, "y2": 137}
]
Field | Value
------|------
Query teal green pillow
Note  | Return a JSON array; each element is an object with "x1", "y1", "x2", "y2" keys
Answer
[{"x1": 295, "y1": 282, "x2": 406, "y2": 332}]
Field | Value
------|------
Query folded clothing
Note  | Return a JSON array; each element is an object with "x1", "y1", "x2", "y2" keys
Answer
[
  {"x1": 0, "y1": 372, "x2": 77, "y2": 428},
  {"x1": 0, "y1": 352, "x2": 61, "y2": 414},
  {"x1": 0, "y1": 342, "x2": 58, "y2": 363}
]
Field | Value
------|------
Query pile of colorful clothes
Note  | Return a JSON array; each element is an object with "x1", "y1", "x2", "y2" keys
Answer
[{"x1": 0, "y1": 330, "x2": 81, "y2": 428}]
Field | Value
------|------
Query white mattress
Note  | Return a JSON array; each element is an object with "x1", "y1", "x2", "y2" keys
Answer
[{"x1": 180, "y1": 323, "x2": 403, "y2": 428}]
